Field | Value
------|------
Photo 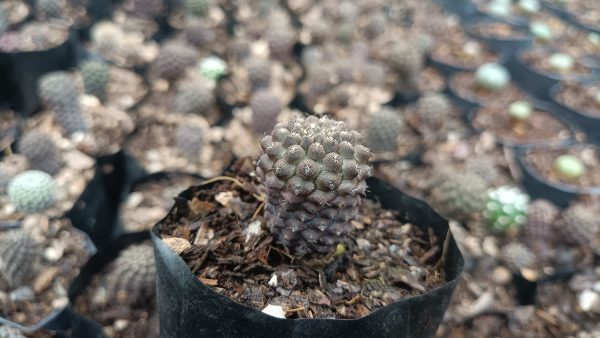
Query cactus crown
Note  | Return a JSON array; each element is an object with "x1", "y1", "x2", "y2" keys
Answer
[
  {"x1": 38, "y1": 71, "x2": 86, "y2": 134},
  {"x1": 7, "y1": 170, "x2": 56, "y2": 214},
  {"x1": 474, "y1": 63, "x2": 510, "y2": 91},
  {"x1": 105, "y1": 243, "x2": 156, "y2": 305},
  {"x1": 80, "y1": 59, "x2": 110, "y2": 100},
  {"x1": 553, "y1": 154, "x2": 585, "y2": 179},
  {"x1": 256, "y1": 115, "x2": 372, "y2": 256},
  {"x1": 18, "y1": 132, "x2": 62, "y2": 176},
  {"x1": 483, "y1": 186, "x2": 529, "y2": 232},
  {"x1": 0, "y1": 230, "x2": 40, "y2": 291},
  {"x1": 548, "y1": 53, "x2": 574, "y2": 73},
  {"x1": 509, "y1": 101, "x2": 533, "y2": 120},
  {"x1": 529, "y1": 22, "x2": 553, "y2": 41},
  {"x1": 367, "y1": 108, "x2": 403, "y2": 153}
]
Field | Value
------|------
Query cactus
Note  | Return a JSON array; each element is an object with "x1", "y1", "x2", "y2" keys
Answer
[
  {"x1": 500, "y1": 242, "x2": 537, "y2": 271},
  {"x1": 554, "y1": 154, "x2": 585, "y2": 180},
  {"x1": 483, "y1": 186, "x2": 529, "y2": 232},
  {"x1": 132, "y1": 0, "x2": 164, "y2": 17},
  {"x1": 0, "y1": 230, "x2": 40, "y2": 292},
  {"x1": 464, "y1": 156, "x2": 503, "y2": 183},
  {"x1": 509, "y1": 101, "x2": 533, "y2": 121},
  {"x1": 517, "y1": 0, "x2": 541, "y2": 14},
  {"x1": 306, "y1": 64, "x2": 334, "y2": 98},
  {"x1": 256, "y1": 115, "x2": 372, "y2": 256},
  {"x1": 90, "y1": 21, "x2": 124, "y2": 54},
  {"x1": 361, "y1": 62, "x2": 386, "y2": 87},
  {"x1": 556, "y1": 204, "x2": 599, "y2": 248},
  {"x1": 363, "y1": 12, "x2": 386, "y2": 39},
  {"x1": 152, "y1": 41, "x2": 199, "y2": 81},
  {"x1": 267, "y1": 28, "x2": 295, "y2": 60},
  {"x1": 104, "y1": 243, "x2": 156, "y2": 305},
  {"x1": 246, "y1": 58, "x2": 272, "y2": 91},
  {"x1": 387, "y1": 41, "x2": 424, "y2": 88},
  {"x1": 171, "y1": 80, "x2": 214, "y2": 115},
  {"x1": 367, "y1": 108, "x2": 403, "y2": 153},
  {"x1": 7, "y1": 170, "x2": 56, "y2": 214},
  {"x1": 250, "y1": 90, "x2": 282, "y2": 135},
  {"x1": 548, "y1": 53, "x2": 574, "y2": 73},
  {"x1": 184, "y1": 18, "x2": 216, "y2": 47},
  {"x1": 524, "y1": 199, "x2": 559, "y2": 241},
  {"x1": 175, "y1": 125, "x2": 204, "y2": 159},
  {"x1": 38, "y1": 72, "x2": 86, "y2": 135},
  {"x1": 198, "y1": 56, "x2": 227, "y2": 81},
  {"x1": 184, "y1": 0, "x2": 210, "y2": 17},
  {"x1": 487, "y1": 0, "x2": 511, "y2": 17},
  {"x1": 474, "y1": 63, "x2": 510, "y2": 91},
  {"x1": 430, "y1": 172, "x2": 488, "y2": 223},
  {"x1": 35, "y1": 0, "x2": 65, "y2": 19},
  {"x1": 18, "y1": 132, "x2": 62, "y2": 176},
  {"x1": 416, "y1": 92, "x2": 452, "y2": 129},
  {"x1": 529, "y1": 21, "x2": 553, "y2": 42},
  {"x1": 80, "y1": 60, "x2": 110, "y2": 101}
]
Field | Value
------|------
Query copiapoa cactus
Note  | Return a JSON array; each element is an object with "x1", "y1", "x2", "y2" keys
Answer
[
  {"x1": 367, "y1": 108, "x2": 404, "y2": 153},
  {"x1": 483, "y1": 186, "x2": 529, "y2": 232},
  {"x1": 474, "y1": 63, "x2": 511, "y2": 91},
  {"x1": 509, "y1": 100, "x2": 533, "y2": 121},
  {"x1": 256, "y1": 115, "x2": 372, "y2": 256},
  {"x1": 554, "y1": 154, "x2": 585, "y2": 180},
  {"x1": 548, "y1": 53, "x2": 574, "y2": 73},
  {"x1": 0, "y1": 230, "x2": 40, "y2": 291},
  {"x1": 104, "y1": 243, "x2": 156, "y2": 305},
  {"x1": 80, "y1": 59, "x2": 110, "y2": 101},
  {"x1": 7, "y1": 170, "x2": 56, "y2": 214},
  {"x1": 430, "y1": 172, "x2": 489, "y2": 223},
  {"x1": 38, "y1": 72, "x2": 87, "y2": 135},
  {"x1": 199, "y1": 56, "x2": 227, "y2": 81},
  {"x1": 250, "y1": 90, "x2": 282, "y2": 135},
  {"x1": 18, "y1": 132, "x2": 62, "y2": 176}
]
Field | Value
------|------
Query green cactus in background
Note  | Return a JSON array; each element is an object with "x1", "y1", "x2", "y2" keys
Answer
[
  {"x1": 0, "y1": 230, "x2": 40, "y2": 292},
  {"x1": 152, "y1": 41, "x2": 199, "y2": 81},
  {"x1": 529, "y1": 22, "x2": 553, "y2": 42},
  {"x1": 246, "y1": 58, "x2": 272, "y2": 91},
  {"x1": 483, "y1": 186, "x2": 529, "y2": 232},
  {"x1": 171, "y1": 80, "x2": 214, "y2": 115},
  {"x1": 487, "y1": 0, "x2": 512, "y2": 17},
  {"x1": 80, "y1": 59, "x2": 110, "y2": 101},
  {"x1": 416, "y1": 92, "x2": 453, "y2": 129},
  {"x1": 430, "y1": 172, "x2": 489, "y2": 223},
  {"x1": 18, "y1": 132, "x2": 62, "y2": 176},
  {"x1": 7, "y1": 170, "x2": 56, "y2": 214},
  {"x1": 38, "y1": 72, "x2": 87, "y2": 135},
  {"x1": 517, "y1": 0, "x2": 541, "y2": 14},
  {"x1": 256, "y1": 115, "x2": 372, "y2": 256},
  {"x1": 105, "y1": 243, "x2": 156, "y2": 305},
  {"x1": 367, "y1": 108, "x2": 404, "y2": 153},
  {"x1": 474, "y1": 63, "x2": 511, "y2": 91},
  {"x1": 556, "y1": 204, "x2": 599, "y2": 248},
  {"x1": 185, "y1": 0, "x2": 210, "y2": 17},
  {"x1": 548, "y1": 53, "x2": 574, "y2": 73},
  {"x1": 267, "y1": 28, "x2": 296, "y2": 60},
  {"x1": 250, "y1": 90, "x2": 282, "y2": 135},
  {"x1": 184, "y1": 17, "x2": 216, "y2": 48},
  {"x1": 524, "y1": 199, "x2": 559, "y2": 241},
  {"x1": 199, "y1": 56, "x2": 227, "y2": 81},
  {"x1": 554, "y1": 154, "x2": 585, "y2": 180},
  {"x1": 509, "y1": 101, "x2": 533, "y2": 121}
]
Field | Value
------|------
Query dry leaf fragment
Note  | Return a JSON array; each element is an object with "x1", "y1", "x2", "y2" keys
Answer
[{"x1": 163, "y1": 237, "x2": 192, "y2": 254}]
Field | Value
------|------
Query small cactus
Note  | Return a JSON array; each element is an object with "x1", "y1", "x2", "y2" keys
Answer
[
  {"x1": 7, "y1": 170, "x2": 56, "y2": 214},
  {"x1": 509, "y1": 101, "x2": 533, "y2": 121},
  {"x1": 250, "y1": 90, "x2": 282, "y2": 135},
  {"x1": 524, "y1": 199, "x2": 559, "y2": 241},
  {"x1": 483, "y1": 186, "x2": 529, "y2": 232},
  {"x1": 517, "y1": 0, "x2": 541, "y2": 14},
  {"x1": 246, "y1": 58, "x2": 272, "y2": 91},
  {"x1": 501, "y1": 242, "x2": 537, "y2": 271},
  {"x1": 38, "y1": 72, "x2": 87, "y2": 135},
  {"x1": 487, "y1": 0, "x2": 511, "y2": 17},
  {"x1": 90, "y1": 21, "x2": 124, "y2": 54},
  {"x1": 362, "y1": 12, "x2": 386, "y2": 39},
  {"x1": 556, "y1": 204, "x2": 599, "y2": 248},
  {"x1": 387, "y1": 41, "x2": 424, "y2": 88},
  {"x1": 430, "y1": 172, "x2": 489, "y2": 223},
  {"x1": 474, "y1": 63, "x2": 511, "y2": 91},
  {"x1": 548, "y1": 53, "x2": 574, "y2": 73},
  {"x1": 267, "y1": 28, "x2": 296, "y2": 60},
  {"x1": 80, "y1": 60, "x2": 110, "y2": 101},
  {"x1": 554, "y1": 154, "x2": 585, "y2": 180},
  {"x1": 256, "y1": 115, "x2": 372, "y2": 256},
  {"x1": 530, "y1": 22, "x2": 553, "y2": 42},
  {"x1": 152, "y1": 41, "x2": 199, "y2": 81},
  {"x1": 416, "y1": 92, "x2": 452, "y2": 129},
  {"x1": 0, "y1": 230, "x2": 40, "y2": 292},
  {"x1": 175, "y1": 125, "x2": 204, "y2": 159},
  {"x1": 184, "y1": 18, "x2": 216, "y2": 48},
  {"x1": 18, "y1": 132, "x2": 62, "y2": 176},
  {"x1": 171, "y1": 81, "x2": 214, "y2": 115},
  {"x1": 198, "y1": 56, "x2": 227, "y2": 81},
  {"x1": 104, "y1": 243, "x2": 156, "y2": 305},
  {"x1": 367, "y1": 108, "x2": 404, "y2": 153}
]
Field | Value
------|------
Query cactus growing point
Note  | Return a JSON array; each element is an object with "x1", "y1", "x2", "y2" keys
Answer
[
  {"x1": 554, "y1": 155, "x2": 585, "y2": 179},
  {"x1": 474, "y1": 63, "x2": 511, "y2": 91}
]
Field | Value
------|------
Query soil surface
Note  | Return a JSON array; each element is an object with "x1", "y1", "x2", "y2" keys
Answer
[
  {"x1": 524, "y1": 145, "x2": 600, "y2": 188},
  {"x1": 556, "y1": 81, "x2": 600, "y2": 118},
  {"x1": 450, "y1": 72, "x2": 527, "y2": 107},
  {"x1": 0, "y1": 218, "x2": 92, "y2": 327},
  {"x1": 159, "y1": 160, "x2": 445, "y2": 319},
  {"x1": 432, "y1": 36, "x2": 498, "y2": 69},
  {"x1": 521, "y1": 48, "x2": 593, "y2": 79},
  {"x1": 472, "y1": 105, "x2": 572, "y2": 146}
]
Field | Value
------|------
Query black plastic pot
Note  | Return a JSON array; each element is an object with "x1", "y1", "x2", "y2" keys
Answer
[
  {"x1": 464, "y1": 18, "x2": 533, "y2": 57},
  {"x1": 514, "y1": 145, "x2": 600, "y2": 208},
  {"x1": 541, "y1": 1, "x2": 571, "y2": 21},
  {"x1": 434, "y1": 0, "x2": 477, "y2": 21},
  {"x1": 466, "y1": 98, "x2": 579, "y2": 148},
  {"x1": 67, "y1": 231, "x2": 153, "y2": 338},
  {"x1": 549, "y1": 81, "x2": 600, "y2": 144},
  {"x1": 509, "y1": 47, "x2": 597, "y2": 101},
  {"x1": 0, "y1": 30, "x2": 81, "y2": 117},
  {"x1": 151, "y1": 176, "x2": 464, "y2": 338},
  {"x1": 427, "y1": 55, "x2": 478, "y2": 78}
]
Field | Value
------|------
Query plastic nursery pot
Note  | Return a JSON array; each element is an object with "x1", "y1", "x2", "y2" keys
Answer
[
  {"x1": 549, "y1": 81, "x2": 600, "y2": 144},
  {"x1": 68, "y1": 150, "x2": 146, "y2": 248},
  {"x1": 513, "y1": 145, "x2": 600, "y2": 208},
  {"x1": 0, "y1": 30, "x2": 81, "y2": 117},
  {"x1": 541, "y1": 0, "x2": 571, "y2": 21},
  {"x1": 508, "y1": 47, "x2": 597, "y2": 101},
  {"x1": 464, "y1": 18, "x2": 533, "y2": 57},
  {"x1": 466, "y1": 98, "x2": 579, "y2": 148},
  {"x1": 151, "y1": 176, "x2": 464, "y2": 338},
  {"x1": 67, "y1": 231, "x2": 152, "y2": 338},
  {"x1": 433, "y1": 0, "x2": 477, "y2": 21}
]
